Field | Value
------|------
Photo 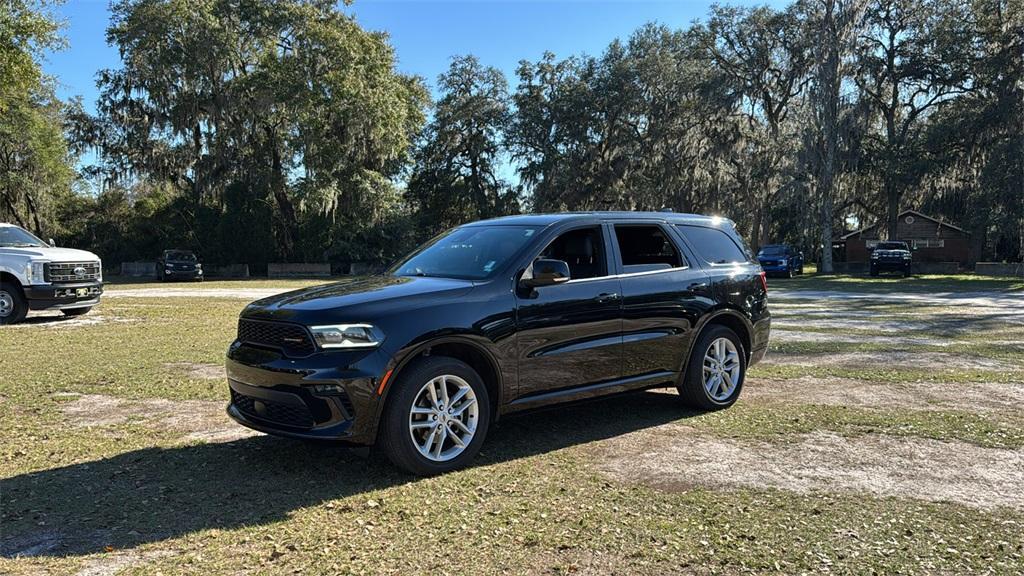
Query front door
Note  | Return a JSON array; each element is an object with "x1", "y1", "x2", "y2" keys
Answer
[{"x1": 514, "y1": 225, "x2": 623, "y2": 399}]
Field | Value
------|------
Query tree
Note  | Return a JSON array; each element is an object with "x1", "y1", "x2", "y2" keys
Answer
[
  {"x1": 89, "y1": 0, "x2": 427, "y2": 263},
  {"x1": 0, "y1": 0, "x2": 75, "y2": 236},
  {"x1": 702, "y1": 5, "x2": 812, "y2": 248},
  {"x1": 804, "y1": 0, "x2": 868, "y2": 272},
  {"x1": 854, "y1": 0, "x2": 967, "y2": 240},
  {"x1": 407, "y1": 55, "x2": 517, "y2": 232}
]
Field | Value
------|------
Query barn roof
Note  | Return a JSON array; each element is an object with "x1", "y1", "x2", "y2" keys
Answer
[{"x1": 839, "y1": 209, "x2": 967, "y2": 240}]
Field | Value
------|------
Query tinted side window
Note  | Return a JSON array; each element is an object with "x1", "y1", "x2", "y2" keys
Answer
[
  {"x1": 614, "y1": 225, "x2": 683, "y2": 273},
  {"x1": 540, "y1": 227, "x2": 607, "y2": 280},
  {"x1": 677, "y1": 225, "x2": 749, "y2": 265}
]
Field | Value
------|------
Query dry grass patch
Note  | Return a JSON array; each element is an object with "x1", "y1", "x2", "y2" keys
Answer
[
  {"x1": 57, "y1": 393, "x2": 255, "y2": 443},
  {"x1": 598, "y1": 427, "x2": 1024, "y2": 511},
  {"x1": 744, "y1": 376, "x2": 1024, "y2": 416},
  {"x1": 761, "y1": 350, "x2": 1015, "y2": 371}
]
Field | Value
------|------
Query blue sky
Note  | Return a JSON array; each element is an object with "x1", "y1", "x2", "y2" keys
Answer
[{"x1": 45, "y1": 0, "x2": 786, "y2": 113}]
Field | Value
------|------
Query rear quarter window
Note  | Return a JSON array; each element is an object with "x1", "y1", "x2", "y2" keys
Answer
[{"x1": 676, "y1": 224, "x2": 750, "y2": 265}]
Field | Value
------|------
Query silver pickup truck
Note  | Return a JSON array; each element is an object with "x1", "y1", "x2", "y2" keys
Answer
[{"x1": 0, "y1": 223, "x2": 103, "y2": 324}]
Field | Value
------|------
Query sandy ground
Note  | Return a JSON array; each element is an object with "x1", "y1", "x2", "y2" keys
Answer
[
  {"x1": 57, "y1": 393, "x2": 258, "y2": 444},
  {"x1": 598, "y1": 427, "x2": 1024, "y2": 511}
]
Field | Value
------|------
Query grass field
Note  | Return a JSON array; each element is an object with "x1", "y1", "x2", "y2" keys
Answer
[{"x1": 2, "y1": 274, "x2": 1022, "y2": 574}]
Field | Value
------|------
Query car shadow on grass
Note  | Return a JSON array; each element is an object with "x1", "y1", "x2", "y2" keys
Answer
[{"x1": 1, "y1": 389, "x2": 695, "y2": 558}]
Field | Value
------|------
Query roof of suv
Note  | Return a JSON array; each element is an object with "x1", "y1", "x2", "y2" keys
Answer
[{"x1": 464, "y1": 211, "x2": 728, "y2": 228}]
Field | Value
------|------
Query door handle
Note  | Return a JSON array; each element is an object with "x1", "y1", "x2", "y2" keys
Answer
[
  {"x1": 688, "y1": 282, "x2": 709, "y2": 291},
  {"x1": 595, "y1": 292, "x2": 619, "y2": 302}
]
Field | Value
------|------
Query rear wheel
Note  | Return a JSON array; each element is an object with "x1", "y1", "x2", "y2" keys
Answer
[
  {"x1": 379, "y1": 356, "x2": 490, "y2": 476},
  {"x1": 678, "y1": 325, "x2": 746, "y2": 410},
  {"x1": 903, "y1": 266, "x2": 912, "y2": 278},
  {"x1": 0, "y1": 282, "x2": 28, "y2": 325},
  {"x1": 62, "y1": 307, "x2": 92, "y2": 317},
  {"x1": 870, "y1": 265, "x2": 879, "y2": 277}
]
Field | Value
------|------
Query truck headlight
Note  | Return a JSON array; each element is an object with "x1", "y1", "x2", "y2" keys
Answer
[
  {"x1": 26, "y1": 261, "x2": 47, "y2": 284},
  {"x1": 309, "y1": 324, "x2": 384, "y2": 349}
]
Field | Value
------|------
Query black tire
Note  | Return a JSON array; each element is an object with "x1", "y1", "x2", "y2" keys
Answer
[
  {"x1": 0, "y1": 282, "x2": 29, "y2": 325},
  {"x1": 786, "y1": 265, "x2": 794, "y2": 278},
  {"x1": 870, "y1": 266, "x2": 879, "y2": 277},
  {"x1": 62, "y1": 307, "x2": 92, "y2": 317},
  {"x1": 378, "y1": 356, "x2": 491, "y2": 476},
  {"x1": 678, "y1": 325, "x2": 746, "y2": 410},
  {"x1": 903, "y1": 267, "x2": 912, "y2": 278},
  {"x1": 797, "y1": 263, "x2": 804, "y2": 275}
]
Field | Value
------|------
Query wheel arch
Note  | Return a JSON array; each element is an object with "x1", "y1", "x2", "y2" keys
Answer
[
  {"x1": 687, "y1": 307, "x2": 754, "y2": 365},
  {"x1": 0, "y1": 271, "x2": 24, "y2": 291},
  {"x1": 375, "y1": 335, "x2": 504, "y2": 436}
]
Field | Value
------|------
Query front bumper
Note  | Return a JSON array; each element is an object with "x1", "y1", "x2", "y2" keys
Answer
[
  {"x1": 758, "y1": 261, "x2": 791, "y2": 273},
  {"x1": 24, "y1": 281, "x2": 103, "y2": 310},
  {"x1": 162, "y1": 268, "x2": 203, "y2": 280},
  {"x1": 871, "y1": 259, "x2": 911, "y2": 271},
  {"x1": 225, "y1": 342, "x2": 390, "y2": 444}
]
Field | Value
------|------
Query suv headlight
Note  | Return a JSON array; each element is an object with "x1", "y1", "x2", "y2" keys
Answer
[
  {"x1": 309, "y1": 324, "x2": 384, "y2": 349},
  {"x1": 26, "y1": 261, "x2": 47, "y2": 284}
]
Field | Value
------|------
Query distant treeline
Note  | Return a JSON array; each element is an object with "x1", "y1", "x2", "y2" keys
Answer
[{"x1": 2, "y1": 0, "x2": 1021, "y2": 269}]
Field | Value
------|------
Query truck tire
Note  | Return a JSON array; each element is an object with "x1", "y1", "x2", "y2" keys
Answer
[{"x1": 0, "y1": 282, "x2": 29, "y2": 325}]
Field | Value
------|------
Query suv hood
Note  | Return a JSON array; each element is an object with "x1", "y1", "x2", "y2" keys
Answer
[
  {"x1": 0, "y1": 246, "x2": 100, "y2": 261},
  {"x1": 241, "y1": 275, "x2": 477, "y2": 323}
]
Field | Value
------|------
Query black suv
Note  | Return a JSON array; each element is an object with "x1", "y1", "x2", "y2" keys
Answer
[
  {"x1": 226, "y1": 212, "x2": 771, "y2": 475},
  {"x1": 157, "y1": 249, "x2": 203, "y2": 281},
  {"x1": 869, "y1": 241, "x2": 912, "y2": 277}
]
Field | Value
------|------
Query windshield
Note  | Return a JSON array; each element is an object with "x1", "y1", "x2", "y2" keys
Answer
[
  {"x1": 0, "y1": 226, "x2": 46, "y2": 248},
  {"x1": 392, "y1": 225, "x2": 539, "y2": 280},
  {"x1": 876, "y1": 242, "x2": 908, "y2": 250},
  {"x1": 165, "y1": 251, "x2": 197, "y2": 262},
  {"x1": 757, "y1": 245, "x2": 787, "y2": 256}
]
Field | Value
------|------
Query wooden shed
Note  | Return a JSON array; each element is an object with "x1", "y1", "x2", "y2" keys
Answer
[{"x1": 838, "y1": 210, "x2": 971, "y2": 264}]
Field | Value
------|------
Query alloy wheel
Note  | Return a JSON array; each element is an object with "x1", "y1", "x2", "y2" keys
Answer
[
  {"x1": 702, "y1": 337, "x2": 741, "y2": 401},
  {"x1": 408, "y1": 374, "x2": 479, "y2": 462}
]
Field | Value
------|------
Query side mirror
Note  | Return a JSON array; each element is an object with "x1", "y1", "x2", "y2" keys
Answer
[
  {"x1": 49, "y1": 238, "x2": 56, "y2": 247},
  {"x1": 523, "y1": 258, "x2": 571, "y2": 288}
]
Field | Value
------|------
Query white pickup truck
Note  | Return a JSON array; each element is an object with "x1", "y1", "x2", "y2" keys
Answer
[{"x1": 0, "y1": 223, "x2": 104, "y2": 324}]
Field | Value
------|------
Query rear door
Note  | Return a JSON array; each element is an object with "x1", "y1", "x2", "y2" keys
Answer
[{"x1": 610, "y1": 221, "x2": 713, "y2": 379}]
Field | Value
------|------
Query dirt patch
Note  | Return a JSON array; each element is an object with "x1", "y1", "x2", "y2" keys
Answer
[
  {"x1": 762, "y1": 350, "x2": 1015, "y2": 371},
  {"x1": 58, "y1": 394, "x2": 257, "y2": 443},
  {"x1": 744, "y1": 376, "x2": 1024, "y2": 415},
  {"x1": 598, "y1": 428, "x2": 1024, "y2": 510},
  {"x1": 14, "y1": 313, "x2": 136, "y2": 329},
  {"x1": 770, "y1": 329, "x2": 950, "y2": 347},
  {"x1": 73, "y1": 550, "x2": 175, "y2": 576},
  {"x1": 164, "y1": 361, "x2": 224, "y2": 380}
]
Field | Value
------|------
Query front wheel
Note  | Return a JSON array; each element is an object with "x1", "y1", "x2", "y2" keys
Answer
[
  {"x1": 62, "y1": 307, "x2": 92, "y2": 317},
  {"x1": 379, "y1": 356, "x2": 491, "y2": 476},
  {"x1": 0, "y1": 282, "x2": 29, "y2": 325},
  {"x1": 678, "y1": 325, "x2": 746, "y2": 410}
]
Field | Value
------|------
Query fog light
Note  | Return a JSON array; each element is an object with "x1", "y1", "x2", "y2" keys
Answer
[{"x1": 311, "y1": 384, "x2": 345, "y2": 396}]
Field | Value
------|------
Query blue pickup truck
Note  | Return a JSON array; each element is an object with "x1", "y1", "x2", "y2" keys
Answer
[{"x1": 756, "y1": 244, "x2": 804, "y2": 277}]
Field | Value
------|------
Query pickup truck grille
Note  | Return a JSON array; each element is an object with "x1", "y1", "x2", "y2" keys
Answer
[
  {"x1": 45, "y1": 261, "x2": 101, "y2": 283},
  {"x1": 237, "y1": 319, "x2": 317, "y2": 356}
]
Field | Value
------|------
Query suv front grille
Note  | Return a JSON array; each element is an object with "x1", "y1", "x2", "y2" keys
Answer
[
  {"x1": 230, "y1": 389, "x2": 315, "y2": 428},
  {"x1": 237, "y1": 319, "x2": 317, "y2": 356},
  {"x1": 45, "y1": 261, "x2": 101, "y2": 283}
]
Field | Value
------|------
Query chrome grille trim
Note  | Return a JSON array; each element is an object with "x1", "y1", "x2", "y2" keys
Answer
[{"x1": 45, "y1": 261, "x2": 102, "y2": 283}]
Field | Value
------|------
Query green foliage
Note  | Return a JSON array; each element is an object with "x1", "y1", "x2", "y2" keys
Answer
[
  {"x1": 406, "y1": 55, "x2": 519, "y2": 236},
  {"x1": 80, "y1": 0, "x2": 427, "y2": 265},
  {"x1": 6, "y1": 0, "x2": 1022, "y2": 266},
  {"x1": 0, "y1": 0, "x2": 76, "y2": 236}
]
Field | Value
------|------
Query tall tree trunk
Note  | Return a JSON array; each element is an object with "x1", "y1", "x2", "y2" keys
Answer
[
  {"x1": 815, "y1": 0, "x2": 841, "y2": 274},
  {"x1": 265, "y1": 126, "x2": 297, "y2": 259}
]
